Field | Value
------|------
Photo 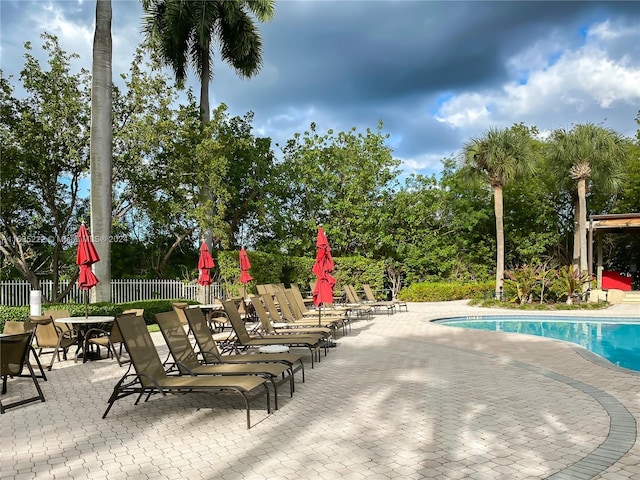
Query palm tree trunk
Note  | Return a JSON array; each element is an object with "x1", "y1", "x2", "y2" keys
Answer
[
  {"x1": 572, "y1": 199, "x2": 580, "y2": 271},
  {"x1": 198, "y1": 37, "x2": 214, "y2": 250},
  {"x1": 90, "y1": 0, "x2": 113, "y2": 302},
  {"x1": 577, "y1": 178, "x2": 589, "y2": 287},
  {"x1": 198, "y1": 37, "x2": 213, "y2": 302},
  {"x1": 494, "y1": 185, "x2": 505, "y2": 297},
  {"x1": 200, "y1": 37, "x2": 211, "y2": 125}
]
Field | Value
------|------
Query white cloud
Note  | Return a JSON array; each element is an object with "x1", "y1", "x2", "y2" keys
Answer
[
  {"x1": 399, "y1": 152, "x2": 455, "y2": 175},
  {"x1": 434, "y1": 93, "x2": 491, "y2": 128},
  {"x1": 33, "y1": 4, "x2": 93, "y2": 65},
  {"x1": 434, "y1": 20, "x2": 640, "y2": 132}
]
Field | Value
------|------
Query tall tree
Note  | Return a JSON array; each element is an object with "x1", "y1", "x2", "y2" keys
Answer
[
  {"x1": 0, "y1": 35, "x2": 90, "y2": 301},
  {"x1": 462, "y1": 126, "x2": 535, "y2": 297},
  {"x1": 548, "y1": 123, "x2": 627, "y2": 277},
  {"x1": 265, "y1": 121, "x2": 400, "y2": 258},
  {"x1": 111, "y1": 50, "x2": 208, "y2": 277},
  {"x1": 141, "y1": 0, "x2": 275, "y2": 248},
  {"x1": 90, "y1": 0, "x2": 113, "y2": 302}
]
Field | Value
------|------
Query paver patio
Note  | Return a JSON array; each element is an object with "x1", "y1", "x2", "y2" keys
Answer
[{"x1": 1, "y1": 301, "x2": 639, "y2": 479}]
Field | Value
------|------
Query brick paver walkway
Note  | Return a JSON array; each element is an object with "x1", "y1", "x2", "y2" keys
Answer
[{"x1": 1, "y1": 301, "x2": 639, "y2": 479}]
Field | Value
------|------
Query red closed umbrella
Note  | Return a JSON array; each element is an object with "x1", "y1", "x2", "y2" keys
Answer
[
  {"x1": 197, "y1": 241, "x2": 215, "y2": 304},
  {"x1": 197, "y1": 242, "x2": 215, "y2": 286},
  {"x1": 312, "y1": 226, "x2": 336, "y2": 325},
  {"x1": 239, "y1": 247, "x2": 253, "y2": 300},
  {"x1": 76, "y1": 223, "x2": 99, "y2": 317},
  {"x1": 239, "y1": 248, "x2": 253, "y2": 285}
]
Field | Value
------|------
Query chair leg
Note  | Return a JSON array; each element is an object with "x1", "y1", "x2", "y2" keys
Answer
[
  {"x1": 25, "y1": 362, "x2": 46, "y2": 404},
  {"x1": 28, "y1": 347, "x2": 47, "y2": 381},
  {"x1": 47, "y1": 351, "x2": 57, "y2": 371},
  {"x1": 109, "y1": 339, "x2": 124, "y2": 367}
]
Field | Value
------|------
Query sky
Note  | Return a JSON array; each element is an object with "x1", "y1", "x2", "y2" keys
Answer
[{"x1": 1, "y1": 0, "x2": 639, "y2": 178}]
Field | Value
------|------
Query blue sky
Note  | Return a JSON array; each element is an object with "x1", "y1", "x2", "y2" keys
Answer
[{"x1": 1, "y1": 0, "x2": 639, "y2": 177}]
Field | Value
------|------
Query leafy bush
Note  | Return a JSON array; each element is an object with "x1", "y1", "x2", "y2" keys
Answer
[
  {"x1": 0, "y1": 299, "x2": 189, "y2": 331},
  {"x1": 398, "y1": 281, "x2": 494, "y2": 302},
  {"x1": 548, "y1": 265, "x2": 594, "y2": 304},
  {"x1": 333, "y1": 257, "x2": 386, "y2": 293},
  {"x1": 504, "y1": 265, "x2": 539, "y2": 304},
  {"x1": 118, "y1": 299, "x2": 197, "y2": 325},
  {"x1": 215, "y1": 250, "x2": 387, "y2": 297},
  {"x1": 0, "y1": 306, "x2": 30, "y2": 331}
]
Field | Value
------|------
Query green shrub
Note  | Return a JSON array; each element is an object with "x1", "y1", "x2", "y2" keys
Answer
[
  {"x1": 216, "y1": 250, "x2": 388, "y2": 298},
  {"x1": 0, "y1": 305, "x2": 30, "y2": 332},
  {"x1": 0, "y1": 299, "x2": 189, "y2": 331},
  {"x1": 118, "y1": 299, "x2": 196, "y2": 325},
  {"x1": 398, "y1": 280, "x2": 494, "y2": 302}
]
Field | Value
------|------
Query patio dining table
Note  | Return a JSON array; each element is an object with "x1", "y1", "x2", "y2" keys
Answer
[{"x1": 54, "y1": 316, "x2": 114, "y2": 362}]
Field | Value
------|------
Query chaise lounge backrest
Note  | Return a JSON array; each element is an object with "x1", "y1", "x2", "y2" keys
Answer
[
  {"x1": 116, "y1": 315, "x2": 168, "y2": 386},
  {"x1": 184, "y1": 308, "x2": 224, "y2": 363},
  {"x1": 155, "y1": 311, "x2": 201, "y2": 372},
  {"x1": 222, "y1": 300, "x2": 254, "y2": 345}
]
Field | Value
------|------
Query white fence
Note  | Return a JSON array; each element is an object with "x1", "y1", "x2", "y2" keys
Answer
[{"x1": 0, "y1": 279, "x2": 224, "y2": 306}]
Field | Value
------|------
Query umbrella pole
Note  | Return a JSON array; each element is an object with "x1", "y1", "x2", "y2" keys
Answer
[
  {"x1": 84, "y1": 290, "x2": 89, "y2": 319},
  {"x1": 319, "y1": 303, "x2": 322, "y2": 327}
]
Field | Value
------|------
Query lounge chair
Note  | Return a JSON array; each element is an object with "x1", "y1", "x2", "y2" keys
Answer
[
  {"x1": 84, "y1": 309, "x2": 142, "y2": 366},
  {"x1": 333, "y1": 285, "x2": 373, "y2": 320},
  {"x1": 286, "y1": 286, "x2": 354, "y2": 332},
  {"x1": 102, "y1": 314, "x2": 271, "y2": 429},
  {"x1": 250, "y1": 295, "x2": 332, "y2": 338},
  {"x1": 31, "y1": 315, "x2": 77, "y2": 370},
  {"x1": 43, "y1": 309, "x2": 78, "y2": 338},
  {"x1": 184, "y1": 307, "x2": 305, "y2": 382},
  {"x1": 271, "y1": 290, "x2": 346, "y2": 333},
  {"x1": 222, "y1": 299, "x2": 324, "y2": 368},
  {"x1": 289, "y1": 284, "x2": 340, "y2": 315},
  {"x1": 290, "y1": 282, "x2": 314, "y2": 307},
  {"x1": 284, "y1": 289, "x2": 351, "y2": 335},
  {"x1": 2, "y1": 320, "x2": 47, "y2": 381},
  {"x1": 1, "y1": 332, "x2": 46, "y2": 413},
  {"x1": 363, "y1": 284, "x2": 408, "y2": 312},
  {"x1": 155, "y1": 312, "x2": 293, "y2": 409},
  {"x1": 345, "y1": 284, "x2": 395, "y2": 315}
]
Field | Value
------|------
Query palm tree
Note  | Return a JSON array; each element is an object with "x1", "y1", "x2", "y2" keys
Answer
[
  {"x1": 141, "y1": 0, "x2": 275, "y2": 248},
  {"x1": 463, "y1": 127, "x2": 535, "y2": 297},
  {"x1": 142, "y1": 0, "x2": 274, "y2": 123},
  {"x1": 90, "y1": 0, "x2": 113, "y2": 302},
  {"x1": 548, "y1": 123, "x2": 627, "y2": 278}
]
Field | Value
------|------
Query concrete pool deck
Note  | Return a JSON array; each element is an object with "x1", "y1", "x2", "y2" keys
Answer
[{"x1": 2, "y1": 301, "x2": 640, "y2": 479}]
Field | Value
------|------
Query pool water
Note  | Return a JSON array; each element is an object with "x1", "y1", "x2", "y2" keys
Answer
[{"x1": 438, "y1": 316, "x2": 640, "y2": 373}]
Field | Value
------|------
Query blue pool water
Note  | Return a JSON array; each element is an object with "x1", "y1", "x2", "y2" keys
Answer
[{"x1": 437, "y1": 316, "x2": 640, "y2": 373}]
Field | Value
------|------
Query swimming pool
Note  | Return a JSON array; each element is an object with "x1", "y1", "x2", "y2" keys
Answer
[{"x1": 437, "y1": 316, "x2": 640, "y2": 373}]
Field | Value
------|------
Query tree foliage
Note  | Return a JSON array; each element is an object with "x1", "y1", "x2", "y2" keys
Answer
[
  {"x1": 261, "y1": 121, "x2": 400, "y2": 258},
  {"x1": 462, "y1": 126, "x2": 535, "y2": 293},
  {"x1": 547, "y1": 123, "x2": 628, "y2": 276},
  {"x1": 0, "y1": 34, "x2": 90, "y2": 301},
  {"x1": 3, "y1": 37, "x2": 640, "y2": 297}
]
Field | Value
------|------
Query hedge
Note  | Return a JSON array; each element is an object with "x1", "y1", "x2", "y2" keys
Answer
[
  {"x1": 0, "y1": 298, "x2": 197, "y2": 332},
  {"x1": 398, "y1": 281, "x2": 494, "y2": 302},
  {"x1": 215, "y1": 250, "x2": 387, "y2": 297}
]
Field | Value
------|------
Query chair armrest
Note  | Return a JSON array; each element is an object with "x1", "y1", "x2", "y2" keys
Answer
[
  {"x1": 84, "y1": 327, "x2": 110, "y2": 341},
  {"x1": 55, "y1": 325, "x2": 77, "y2": 340},
  {"x1": 198, "y1": 348, "x2": 223, "y2": 364}
]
